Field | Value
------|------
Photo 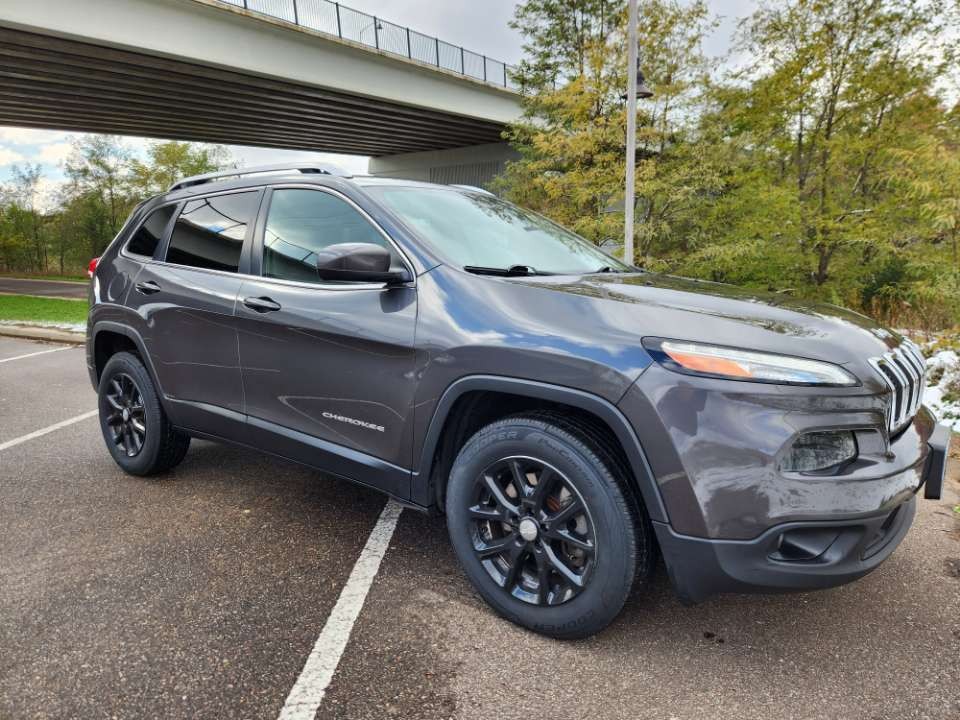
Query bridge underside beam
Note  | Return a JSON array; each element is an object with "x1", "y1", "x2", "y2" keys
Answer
[{"x1": 0, "y1": 27, "x2": 507, "y2": 156}]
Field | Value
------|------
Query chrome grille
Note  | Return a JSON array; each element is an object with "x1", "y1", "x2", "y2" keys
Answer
[{"x1": 868, "y1": 340, "x2": 927, "y2": 433}]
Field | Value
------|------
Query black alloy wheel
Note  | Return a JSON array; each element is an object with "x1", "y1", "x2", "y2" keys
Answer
[
  {"x1": 103, "y1": 373, "x2": 147, "y2": 457},
  {"x1": 446, "y1": 413, "x2": 654, "y2": 639},
  {"x1": 470, "y1": 456, "x2": 596, "y2": 606},
  {"x1": 98, "y1": 351, "x2": 190, "y2": 476}
]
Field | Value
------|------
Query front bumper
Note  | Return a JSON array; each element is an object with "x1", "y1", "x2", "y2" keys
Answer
[
  {"x1": 654, "y1": 427, "x2": 948, "y2": 603},
  {"x1": 654, "y1": 496, "x2": 916, "y2": 603},
  {"x1": 620, "y1": 364, "x2": 941, "y2": 539}
]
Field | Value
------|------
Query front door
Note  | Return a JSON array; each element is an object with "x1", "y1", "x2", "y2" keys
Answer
[{"x1": 235, "y1": 186, "x2": 418, "y2": 496}]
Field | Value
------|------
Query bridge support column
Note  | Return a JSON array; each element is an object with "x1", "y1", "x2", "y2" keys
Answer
[{"x1": 367, "y1": 142, "x2": 518, "y2": 189}]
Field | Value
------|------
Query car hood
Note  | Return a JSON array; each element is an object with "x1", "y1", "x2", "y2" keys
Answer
[{"x1": 512, "y1": 271, "x2": 901, "y2": 364}]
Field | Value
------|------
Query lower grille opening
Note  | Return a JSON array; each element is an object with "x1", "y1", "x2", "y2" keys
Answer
[
  {"x1": 770, "y1": 528, "x2": 842, "y2": 563},
  {"x1": 861, "y1": 507, "x2": 900, "y2": 560}
]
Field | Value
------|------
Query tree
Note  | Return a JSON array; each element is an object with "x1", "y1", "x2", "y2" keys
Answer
[
  {"x1": 496, "y1": 0, "x2": 718, "y2": 262},
  {"x1": 510, "y1": 0, "x2": 626, "y2": 88},
  {"x1": 58, "y1": 137, "x2": 229, "y2": 261},
  {"x1": 877, "y1": 104, "x2": 960, "y2": 327},
  {"x1": 128, "y1": 141, "x2": 229, "y2": 197},
  {"x1": 722, "y1": 0, "x2": 954, "y2": 287},
  {"x1": 0, "y1": 136, "x2": 233, "y2": 275},
  {"x1": 0, "y1": 165, "x2": 46, "y2": 273},
  {"x1": 63, "y1": 135, "x2": 132, "y2": 255}
]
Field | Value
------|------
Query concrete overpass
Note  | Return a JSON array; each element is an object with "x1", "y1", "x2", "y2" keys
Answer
[{"x1": 0, "y1": 0, "x2": 523, "y2": 182}]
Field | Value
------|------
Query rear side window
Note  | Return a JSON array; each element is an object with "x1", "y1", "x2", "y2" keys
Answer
[
  {"x1": 263, "y1": 189, "x2": 399, "y2": 283},
  {"x1": 126, "y1": 205, "x2": 175, "y2": 258},
  {"x1": 166, "y1": 191, "x2": 259, "y2": 272}
]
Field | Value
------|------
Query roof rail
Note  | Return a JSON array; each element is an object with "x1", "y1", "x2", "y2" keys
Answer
[{"x1": 169, "y1": 162, "x2": 351, "y2": 192}]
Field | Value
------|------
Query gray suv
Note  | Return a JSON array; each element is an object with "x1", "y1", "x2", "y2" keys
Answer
[{"x1": 87, "y1": 163, "x2": 949, "y2": 639}]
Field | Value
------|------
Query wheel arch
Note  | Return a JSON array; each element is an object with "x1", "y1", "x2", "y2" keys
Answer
[
  {"x1": 91, "y1": 322, "x2": 166, "y2": 401},
  {"x1": 413, "y1": 375, "x2": 669, "y2": 523}
]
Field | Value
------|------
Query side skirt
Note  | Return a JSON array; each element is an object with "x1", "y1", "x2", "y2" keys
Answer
[{"x1": 165, "y1": 397, "x2": 420, "y2": 509}]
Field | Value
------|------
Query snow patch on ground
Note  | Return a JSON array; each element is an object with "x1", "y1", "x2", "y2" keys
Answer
[
  {"x1": 922, "y1": 348, "x2": 960, "y2": 431},
  {"x1": 0, "y1": 319, "x2": 86, "y2": 333}
]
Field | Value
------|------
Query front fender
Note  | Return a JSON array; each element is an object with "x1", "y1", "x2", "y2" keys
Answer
[{"x1": 411, "y1": 374, "x2": 668, "y2": 523}]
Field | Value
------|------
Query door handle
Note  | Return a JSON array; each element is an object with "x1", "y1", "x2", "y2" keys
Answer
[
  {"x1": 135, "y1": 280, "x2": 161, "y2": 295},
  {"x1": 243, "y1": 296, "x2": 282, "y2": 313}
]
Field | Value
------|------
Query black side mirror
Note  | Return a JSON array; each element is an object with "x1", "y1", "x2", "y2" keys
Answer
[{"x1": 315, "y1": 242, "x2": 410, "y2": 284}]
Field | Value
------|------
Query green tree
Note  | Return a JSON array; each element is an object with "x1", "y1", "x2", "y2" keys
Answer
[
  {"x1": 496, "y1": 0, "x2": 718, "y2": 262},
  {"x1": 0, "y1": 136, "x2": 233, "y2": 275},
  {"x1": 128, "y1": 140, "x2": 229, "y2": 197},
  {"x1": 510, "y1": 0, "x2": 625, "y2": 87},
  {"x1": 0, "y1": 164, "x2": 47, "y2": 273},
  {"x1": 707, "y1": 0, "x2": 955, "y2": 289},
  {"x1": 63, "y1": 135, "x2": 133, "y2": 255},
  {"x1": 873, "y1": 104, "x2": 960, "y2": 327},
  {"x1": 58, "y1": 137, "x2": 229, "y2": 261}
]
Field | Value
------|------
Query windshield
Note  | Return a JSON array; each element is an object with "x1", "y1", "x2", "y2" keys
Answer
[{"x1": 365, "y1": 186, "x2": 631, "y2": 274}]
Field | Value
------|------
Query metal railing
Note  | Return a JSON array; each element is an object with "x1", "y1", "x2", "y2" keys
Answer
[{"x1": 217, "y1": 0, "x2": 520, "y2": 90}]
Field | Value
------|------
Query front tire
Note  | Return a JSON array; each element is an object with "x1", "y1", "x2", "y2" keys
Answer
[
  {"x1": 98, "y1": 352, "x2": 190, "y2": 476},
  {"x1": 445, "y1": 414, "x2": 653, "y2": 639}
]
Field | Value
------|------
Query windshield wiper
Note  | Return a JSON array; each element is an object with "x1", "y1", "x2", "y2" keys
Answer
[
  {"x1": 593, "y1": 265, "x2": 641, "y2": 274},
  {"x1": 463, "y1": 265, "x2": 552, "y2": 277}
]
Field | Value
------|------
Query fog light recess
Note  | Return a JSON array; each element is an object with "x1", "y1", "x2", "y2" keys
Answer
[{"x1": 780, "y1": 431, "x2": 857, "y2": 473}]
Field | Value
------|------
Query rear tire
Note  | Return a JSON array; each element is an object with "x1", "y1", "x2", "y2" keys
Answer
[
  {"x1": 445, "y1": 413, "x2": 654, "y2": 639},
  {"x1": 97, "y1": 351, "x2": 190, "y2": 476}
]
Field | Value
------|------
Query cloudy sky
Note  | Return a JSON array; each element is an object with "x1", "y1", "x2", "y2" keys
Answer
[{"x1": 0, "y1": 0, "x2": 756, "y2": 205}]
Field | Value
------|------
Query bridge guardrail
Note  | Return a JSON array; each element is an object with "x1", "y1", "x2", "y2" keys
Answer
[{"x1": 217, "y1": 0, "x2": 520, "y2": 90}]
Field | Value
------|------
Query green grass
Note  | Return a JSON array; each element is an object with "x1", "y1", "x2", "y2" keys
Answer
[
  {"x1": 0, "y1": 295, "x2": 88, "y2": 325},
  {"x1": 0, "y1": 272, "x2": 88, "y2": 283}
]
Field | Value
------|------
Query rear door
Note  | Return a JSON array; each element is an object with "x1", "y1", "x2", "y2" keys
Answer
[
  {"x1": 235, "y1": 186, "x2": 418, "y2": 495},
  {"x1": 128, "y1": 189, "x2": 263, "y2": 421}
]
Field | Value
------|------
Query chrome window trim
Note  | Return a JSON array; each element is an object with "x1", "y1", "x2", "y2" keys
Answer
[
  {"x1": 144, "y1": 260, "x2": 395, "y2": 292},
  {"x1": 244, "y1": 273, "x2": 395, "y2": 292}
]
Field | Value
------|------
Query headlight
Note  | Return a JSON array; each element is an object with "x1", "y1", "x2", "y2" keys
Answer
[
  {"x1": 643, "y1": 338, "x2": 859, "y2": 386},
  {"x1": 780, "y1": 431, "x2": 857, "y2": 473}
]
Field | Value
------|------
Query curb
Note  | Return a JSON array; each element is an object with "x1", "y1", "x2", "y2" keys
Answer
[{"x1": 0, "y1": 325, "x2": 86, "y2": 345}]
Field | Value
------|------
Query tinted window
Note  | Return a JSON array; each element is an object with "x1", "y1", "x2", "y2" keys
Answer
[
  {"x1": 166, "y1": 191, "x2": 259, "y2": 272},
  {"x1": 126, "y1": 205, "x2": 175, "y2": 258},
  {"x1": 263, "y1": 189, "x2": 399, "y2": 283}
]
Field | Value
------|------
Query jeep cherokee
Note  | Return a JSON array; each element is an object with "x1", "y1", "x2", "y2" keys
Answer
[{"x1": 87, "y1": 163, "x2": 950, "y2": 639}]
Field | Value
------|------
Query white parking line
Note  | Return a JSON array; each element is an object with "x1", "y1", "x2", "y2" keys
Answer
[
  {"x1": 0, "y1": 410, "x2": 98, "y2": 452},
  {"x1": 0, "y1": 345, "x2": 72, "y2": 364},
  {"x1": 278, "y1": 500, "x2": 404, "y2": 720}
]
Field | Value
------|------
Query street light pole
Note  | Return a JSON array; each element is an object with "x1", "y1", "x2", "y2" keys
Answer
[{"x1": 624, "y1": 0, "x2": 639, "y2": 266}]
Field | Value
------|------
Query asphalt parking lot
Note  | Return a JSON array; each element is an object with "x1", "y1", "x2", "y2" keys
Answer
[{"x1": 1, "y1": 334, "x2": 959, "y2": 720}]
